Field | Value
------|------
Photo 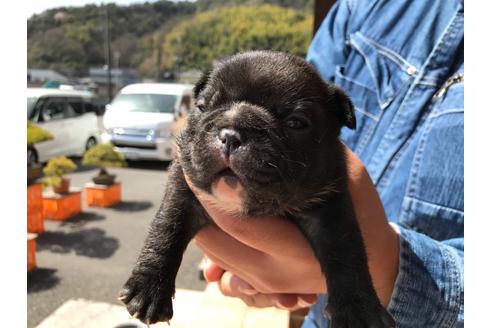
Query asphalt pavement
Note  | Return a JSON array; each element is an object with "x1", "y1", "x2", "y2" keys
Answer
[{"x1": 27, "y1": 159, "x2": 207, "y2": 328}]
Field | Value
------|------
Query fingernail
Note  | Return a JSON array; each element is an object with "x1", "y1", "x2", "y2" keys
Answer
[
  {"x1": 237, "y1": 285, "x2": 257, "y2": 296},
  {"x1": 275, "y1": 300, "x2": 290, "y2": 310},
  {"x1": 298, "y1": 299, "x2": 315, "y2": 307}
]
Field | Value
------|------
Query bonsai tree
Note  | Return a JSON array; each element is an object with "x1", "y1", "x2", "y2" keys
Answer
[
  {"x1": 42, "y1": 156, "x2": 77, "y2": 194},
  {"x1": 27, "y1": 121, "x2": 54, "y2": 145},
  {"x1": 27, "y1": 121, "x2": 53, "y2": 165},
  {"x1": 82, "y1": 143, "x2": 127, "y2": 185}
]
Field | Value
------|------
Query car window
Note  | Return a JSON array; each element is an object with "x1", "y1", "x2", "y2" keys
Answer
[
  {"x1": 41, "y1": 98, "x2": 65, "y2": 122},
  {"x1": 67, "y1": 97, "x2": 85, "y2": 116},
  {"x1": 65, "y1": 102, "x2": 78, "y2": 118},
  {"x1": 28, "y1": 97, "x2": 47, "y2": 121},
  {"x1": 110, "y1": 93, "x2": 178, "y2": 113},
  {"x1": 84, "y1": 101, "x2": 96, "y2": 113},
  {"x1": 84, "y1": 100, "x2": 105, "y2": 116},
  {"x1": 27, "y1": 97, "x2": 37, "y2": 119},
  {"x1": 176, "y1": 94, "x2": 191, "y2": 118}
]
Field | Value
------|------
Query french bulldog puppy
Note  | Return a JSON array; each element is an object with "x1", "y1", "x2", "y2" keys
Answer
[{"x1": 120, "y1": 51, "x2": 395, "y2": 328}]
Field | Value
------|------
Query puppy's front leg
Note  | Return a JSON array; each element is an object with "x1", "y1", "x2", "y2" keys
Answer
[
  {"x1": 292, "y1": 193, "x2": 395, "y2": 328},
  {"x1": 120, "y1": 162, "x2": 206, "y2": 324}
]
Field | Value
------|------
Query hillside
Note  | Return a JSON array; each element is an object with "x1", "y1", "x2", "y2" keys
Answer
[{"x1": 27, "y1": 0, "x2": 314, "y2": 78}]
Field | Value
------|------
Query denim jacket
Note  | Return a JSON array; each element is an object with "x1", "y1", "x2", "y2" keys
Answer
[{"x1": 304, "y1": 0, "x2": 464, "y2": 327}]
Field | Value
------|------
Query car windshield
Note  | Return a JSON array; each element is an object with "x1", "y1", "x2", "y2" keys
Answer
[
  {"x1": 110, "y1": 93, "x2": 177, "y2": 113},
  {"x1": 27, "y1": 97, "x2": 37, "y2": 119}
]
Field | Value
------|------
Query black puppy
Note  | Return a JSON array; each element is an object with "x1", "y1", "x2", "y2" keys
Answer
[{"x1": 120, "y1": 51, "x2": 395, "y2": 328}]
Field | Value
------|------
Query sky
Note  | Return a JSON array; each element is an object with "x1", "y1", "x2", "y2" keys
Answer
[{"x1": 27, "y1": 0, "x2": 192, "y2": 18}]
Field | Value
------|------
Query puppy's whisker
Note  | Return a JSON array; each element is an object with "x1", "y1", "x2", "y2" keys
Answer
[
  {"x1": 278, "y1": 155, "x2": 308, "y2": 168},
  {"x1": 267, "y1": 162, "x2": 289, "y2": 186}
]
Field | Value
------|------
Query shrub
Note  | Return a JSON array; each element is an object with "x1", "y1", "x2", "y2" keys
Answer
[
  {"x1": 82, "y1": 143, "x2": 127, "y2": 175},
  {"x1": 42, "y1": 156, "x2": 77, "y2": 187},
  {"x1": 27, "y1": 121, "x2": 53, "y2": 145}
]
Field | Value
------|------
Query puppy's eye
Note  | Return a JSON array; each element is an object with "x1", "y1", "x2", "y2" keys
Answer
[
  {"x1": 196, "y1": 99, "x2": 206, "y2": 112},
  {"x1": 285, "y1": 116, "x2": 309, "y2": 129}
]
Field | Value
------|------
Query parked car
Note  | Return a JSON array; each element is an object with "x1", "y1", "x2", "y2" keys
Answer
[
  {"x1": 101, "y1": 83, "x2": 193, "y2": 161},
  {"x1": 27, "y1": 88, "x2": 101, "y2": 164}
]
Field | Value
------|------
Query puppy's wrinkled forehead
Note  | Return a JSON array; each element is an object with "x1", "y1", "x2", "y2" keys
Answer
[{"x1": 198, "y1": 51, "x2": 328, "y2": 116}]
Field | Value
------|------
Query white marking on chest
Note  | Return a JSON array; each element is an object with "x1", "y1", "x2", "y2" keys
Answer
[
  {"x1": 195, "y1": 175, "x2": 247, "y2": 216},
  {"x1": 196, "y1": 191, "x2": 244, "y2": 216}
]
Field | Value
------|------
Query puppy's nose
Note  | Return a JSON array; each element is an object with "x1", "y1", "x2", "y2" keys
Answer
[{"x1": 219, "y1": 128, "x2": 242, "y2": 157}]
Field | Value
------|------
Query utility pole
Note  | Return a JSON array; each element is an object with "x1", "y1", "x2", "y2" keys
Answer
[
  {"x1": 155, "y1": 37, "x2": 162, "y2": 82},
  {"x1": 104, "y1": 7, "x2": 113, "y2": 101}
]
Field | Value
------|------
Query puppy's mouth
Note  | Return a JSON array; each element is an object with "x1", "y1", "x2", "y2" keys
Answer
[
  {"x1": 209, "y1": 165, "x2": 248, "y2": 213},
  {"x1": 214, "y1": 167, "x2": 243, "y2": 189}
]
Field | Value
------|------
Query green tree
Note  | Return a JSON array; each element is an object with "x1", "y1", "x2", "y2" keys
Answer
[
  {"x1": 196, "y1": 0, "x2": 313, "y2": 11},
  {"x1": 27, "y1": 1, "x2": 196, "y2": 76},
  {"x1": 28, "y1": 28, "x2": 88, "y2": 76},
  {"x1": 161, "y1": 5, "x2": 313, "y2": 72},
  {"x1": 27, "y1": 1, "x2": 313, "y2": 78}
]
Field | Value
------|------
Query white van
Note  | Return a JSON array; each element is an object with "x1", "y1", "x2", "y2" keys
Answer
[
  {"x1": 101, "y1": 83, "x2": 193, "y2": 161},
  {"x1": 27, "y1": 88, "x2": 101, "y2": 164}
]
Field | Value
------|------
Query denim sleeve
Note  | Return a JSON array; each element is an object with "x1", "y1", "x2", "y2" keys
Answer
[
  {"x1": 387, "y1": 223, "x2": 464, "y2": 327},
  {"x1": 302, "y1": 224, "x2": 464, "y2": 328}
]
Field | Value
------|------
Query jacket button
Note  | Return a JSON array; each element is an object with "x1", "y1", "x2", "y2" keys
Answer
[{"x1": 407, "y1": 66, "x2": 417, "y2": 76}]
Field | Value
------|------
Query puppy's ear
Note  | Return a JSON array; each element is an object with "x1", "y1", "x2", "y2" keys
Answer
[
  {"x1": 334, "y1": 87, "x2": 356, "y2": 130},
  {"x1": 193, "y1": 70, "x2": 211, "y2": 100}
]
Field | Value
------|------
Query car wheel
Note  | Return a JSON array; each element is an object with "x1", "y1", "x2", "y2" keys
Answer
[
  {"x1": 27, "y1": 147, "x2": 38, "y2": 165},
  {"x1": 86, "y1": 137, "x2": 97, "y2": 150}
]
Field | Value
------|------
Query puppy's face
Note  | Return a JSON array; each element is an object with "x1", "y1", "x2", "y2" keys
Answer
[{"x1": 179, "y1": 51, "x2": 355, "y2": 216}]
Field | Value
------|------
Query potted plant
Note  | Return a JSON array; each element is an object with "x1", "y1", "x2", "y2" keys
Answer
[
  {"x1": 27, "y1": 121, "x2": 53, "y2": 182},
  {"x1": 82, "y1": 143, "x2": 127, "y2": 186},
  {"x1": 42, "y1": 156, "x2": 77, "y2": 194}
]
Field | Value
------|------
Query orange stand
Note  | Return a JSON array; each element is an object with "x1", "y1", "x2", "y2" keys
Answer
[
  {"x1": 85, "y1": 183, "x2": 121, "y2": 208},
  {"x1": 28, "y1": 233, "x2": 37, "y2": 272},
  {"x1": 28, "y1": 183, "x2": 44, "y2": 233},
  {"x1": 43, "y1": 189, "x2": 82, "y2": 221}
]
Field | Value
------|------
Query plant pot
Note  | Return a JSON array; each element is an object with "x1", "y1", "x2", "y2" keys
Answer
[
  {"x1": 28, "y1": 233, "x2": 37, "y2": 272},
  {"x1": 92, "y1": 174, "x2": 116, "y2": 186},
  {"x1": 53, "y1": 178, "x2": 70, "y2": 194},
  {"x1": 27, "y1": 164, "x2": 42, "y2": 184}
]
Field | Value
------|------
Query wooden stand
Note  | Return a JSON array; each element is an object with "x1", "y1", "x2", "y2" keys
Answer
[
  {"x1": 28, "y1": 183, "x2": 44, "y2": 233},
  {"x1": 43, "y1": 189, "x2": 82, "y2": 221},
  {"x1": 28, "y1": 233, "x2": 37, "y2": 272},
  {"x1": 85, "y1": 182, "x2": 121, "y2": 208}
]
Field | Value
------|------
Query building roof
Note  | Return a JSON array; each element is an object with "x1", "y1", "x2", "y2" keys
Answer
[
  {"x1": 27, "y1": 88, "x2": 93, "y2": 99},
  {"x1": 87, "y1": 67, "x2": 140, "y2": 86},
  {"x1": 119, "y1": 83, "x2": 193, "y2": 95},
  {"x1": 27, "y1": 69, "x2": 69, "y2": 83}
]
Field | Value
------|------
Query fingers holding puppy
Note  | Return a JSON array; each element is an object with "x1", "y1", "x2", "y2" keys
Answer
[{"x1": 203, "y1": 260, "x2": 317, "y2": 311}]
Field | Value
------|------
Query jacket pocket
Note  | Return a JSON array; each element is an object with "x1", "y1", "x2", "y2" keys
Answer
[
  {"x1": 337, "y1": 32, "x2": 416, "y2": 152},
  {"x1": 400, "y1": 86, "x2": 464, "y2": 241}
]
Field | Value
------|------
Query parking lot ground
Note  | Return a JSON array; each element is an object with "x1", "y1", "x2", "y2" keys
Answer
[
  {"x1": 34, "y1": 284, "x2": 290, "y2": 328},
  {"x1": 27, "y1": 160, "x2": 207, "y2": 328}
]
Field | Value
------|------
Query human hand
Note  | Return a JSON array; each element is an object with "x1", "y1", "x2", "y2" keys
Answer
[
  {"x1": 187, "y1": 146, "x2": 400, "y2": 310},
  {"x1": 200, "y1": 256, "x2": 318, "y2": 310}
]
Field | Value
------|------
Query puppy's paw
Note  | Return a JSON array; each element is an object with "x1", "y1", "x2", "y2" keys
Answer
[
  {"x1": 327, "y1": 304, "x2": 395, "y2": 328},
  {"x1": 119, "y1": 272, "x2": 174, "y2": 325}
]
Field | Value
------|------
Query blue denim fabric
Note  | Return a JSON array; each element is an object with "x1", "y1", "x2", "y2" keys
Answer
[{"x1": 304, "y1": 0, "x2": 464, "y2": 327}]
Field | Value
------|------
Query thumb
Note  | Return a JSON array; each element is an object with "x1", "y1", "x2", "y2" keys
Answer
[{"x1": 202, "y1": 258, "x2": 225, "y2": 282}]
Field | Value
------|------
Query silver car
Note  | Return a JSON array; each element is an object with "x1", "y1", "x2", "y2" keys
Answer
[{"x1": 101, "y1": 83, "x2": 193, "y2": 162}]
